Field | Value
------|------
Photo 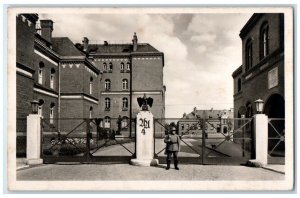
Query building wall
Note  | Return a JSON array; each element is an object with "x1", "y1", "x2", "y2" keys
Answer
[
  {"x1": 16, "y1": 15, "x2": 36, "y2": 67},
  {"x1": 241, "y1": 14, "x2": 283, "y2": 72},
  {"x1": 60, "y1": 63, "x2": 85, "y2": 93},
  {"x1": 234, "y1": 13, "x2": 284, "y2": 118},
  {"x1": 132, "y1": 55, "x2": 164, "y2": 90}
]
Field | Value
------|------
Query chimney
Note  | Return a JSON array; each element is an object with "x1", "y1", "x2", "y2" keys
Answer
[
  {"x1": 132, "y1": 32, "x2": 138, "y2": 52},
  {"x1": 82, "y1": 37, "x2": 89, "y2": 52},
  {"x1": 193, "y1": 107, "x2": 197, "y2": 115},
  {"x1": 40, "y1": 20, "x2": 54, "y2": 43},
  {"x1": 104, "y1": 41, "x2": 108, "y2": 46}
]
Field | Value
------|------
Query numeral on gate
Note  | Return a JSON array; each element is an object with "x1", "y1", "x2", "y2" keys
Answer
[{"x1": 139, "y1": 118, "x2": 150, "y2": 129}]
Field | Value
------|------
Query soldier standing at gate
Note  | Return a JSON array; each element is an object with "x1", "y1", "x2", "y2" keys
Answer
[{"x1": 164, "y1": 126, "x2": 181, "y2": 170}]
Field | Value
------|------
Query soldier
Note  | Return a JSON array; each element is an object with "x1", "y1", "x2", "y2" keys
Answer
[{"x1": 164, "y1": 126, "x2": 181, "y2": 170}]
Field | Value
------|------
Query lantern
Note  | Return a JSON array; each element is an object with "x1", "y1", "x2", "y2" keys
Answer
[
  {"x1": 30, "y1": 100, "x2": 39, "y2": 114},
  {"x1": 254, "y1": 99, "x2": 264, "y2": 114}
]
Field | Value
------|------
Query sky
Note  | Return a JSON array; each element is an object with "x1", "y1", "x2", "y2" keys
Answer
[{"x1": 41, "y1": 13, "x2": 252, "y2": 118}]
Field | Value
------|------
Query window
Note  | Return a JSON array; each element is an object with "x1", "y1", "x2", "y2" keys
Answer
[
  {"x1": 126, "y1": 62, "x2": 130, "y2": 71},
  {"x1": 237, "y1": 78, "x2": 242, "y2": 92},
  {"x1": 50, "y1": 103, "x2": 55, "y2": 124},
  {"x1": 122, "y1": 79, "x2": 128, "y2": 90},
  {"x1": 38, "y1": 62, "x2": 44, "y2": 84},
  {"x1": 246, "y1": 102, "x2": 253, "y2": 118},
  {"x1": 89, "y1": 106, "x2": 93, "y2": 118},
  {"x1": 50, "y1": 68, "x2": 55, "y2": 89},
  {"x1": 38, "y1": 99, "x2": 44, "y2": 117},
  {"x1": 186, "y1": 124, "x2": 189, "y2": 129},
  {"x1": 103, "y1": 63, "x2": 107, "y2": 72},
  {"x1": 120, "y1": 62, "x2": 124, "y2": 72},
  {"x1": 105, "y1": 98, "x2": 110, "y2": 110},
  {"x1": 181, "y1": 124, "x2": 184, "y2": 130},
  {"x1": 105, "y1": 79, "x2": 111, "y2": 91},
  {"x1": 121, "y1": 117, "x2": 129, "y2": 129},
  {"x1": 104, "y1": 116, "x2": 111, "y2": 128},
  {"x1": 245, "y1": 39, "x2": 253, "y2": 71},
  {"x1": 109, "y1": 62, "x2": 113, "y2": 72},
  {"x1": 89, "y1": 77, "x2": 93, "y2": 94},
  {"x1": 122, "y1": 97, "x2": 128, "y2": 110},
  {"x1": 260, "y1": 22, "x2": 269, "y2": 59}
]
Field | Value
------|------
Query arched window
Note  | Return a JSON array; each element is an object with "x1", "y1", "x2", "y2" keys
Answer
[
  {"x1": 89, "y1": 106, "x2": 93, "y2": 118},
  {"x1": 126, "y1": 62, "x2": 130, "y2": 71},
  {"x1": 120, "y1": 62, "x2": 124, "y2": 71},
  {"x1": 38, "y1": 99, "x2": 44, "y2": 117},
  {"x1": 103, "y1": 63, "x2": 107, "y2": 72},
  {"x1": 260, "y1": 22, "x2": 269, "y2": 59},
  {"x1": 109, "y1": 62, "x2": 113, "y2": 72},
  {"x1": 245, "y1": 39, "x2": 253, "y2": 71},
  {"x1": 105, "y1": 79, "x2": 111, "y2": 91},
  {"x1": 50, "y1": 68, "x2": 55, "y2": 89},
  {"x1": 104, "y1": 116, "x2": 111, "y2": 128},
  {"x1": 122, "y1": 79, "x2": 128, "y2": 90},
  {"x1": 105, "y1": 98, "x2": 110, "y2": 110},
  {"x1": 50, "y1": 103, "x2": 55, "y2": 124},
  {"x1": 237, "y1": 78, "x2": 242, "y2": 92},
  {"x1": 121, "y1": 116, "x2": 129, "y2": 129},
  {"x1": 89, "y1": 77, "x2": 93, "y2": 94},
  {"x1": 122, "y1": 97, "x2": 128, "y2": 110},
  {"x1": 38, "y1": 62, "x2": 44, "y2": 84}
]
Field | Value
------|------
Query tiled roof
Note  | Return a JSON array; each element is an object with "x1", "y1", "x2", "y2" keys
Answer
[
  {"x1": 52, "y1": 37, "x2": 86, "y2": 57},
  {"x1": 87, "y1": 43, "x2": 159, "y2": 54},
  {"x1": 184, "y1": 109, "x2": 233, "y2": 119}
]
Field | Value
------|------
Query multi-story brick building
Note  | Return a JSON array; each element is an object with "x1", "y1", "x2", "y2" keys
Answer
[
  {"x1": 16, "y1": 14, "x2": 165, "y2": 155},
  {"x1": 178, "y1": 107, "x2": 233, "y2": 137},
  {"x1": 232, "y1": 13, "x2": 285, "y2": 155}
]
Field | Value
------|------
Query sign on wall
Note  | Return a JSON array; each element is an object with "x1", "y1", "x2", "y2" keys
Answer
[{"x1": 268, "y1": 67, "x2": 278, "y2": 89}]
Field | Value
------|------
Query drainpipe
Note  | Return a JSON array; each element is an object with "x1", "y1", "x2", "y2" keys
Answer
[
  {"x1": 129, "y1": 56, "x2": 132, "y2": 138},
  {"x1": 58, "y1": 62, "x2": 61, "y2": 132}
]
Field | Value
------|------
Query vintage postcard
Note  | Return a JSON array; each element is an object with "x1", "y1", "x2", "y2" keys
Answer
[{"x1": 6, "y1": 6, "x2": 294, "y2": 191}]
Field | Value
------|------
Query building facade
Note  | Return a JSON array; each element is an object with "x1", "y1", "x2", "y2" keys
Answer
[
  {"x1": 232, "y1": 13, "x2": 285, "y2": 155},
  {"x1": 178, "y1": 107, "x2": 233, "y2": 137},
  {"x1": 16, "y1": 14, "x2": 165, "y2": 155}
]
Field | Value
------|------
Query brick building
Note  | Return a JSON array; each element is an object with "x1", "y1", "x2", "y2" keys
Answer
[
  {"x1": 16, "y1": 14, "x2": 165, "y2": 155},
  {"x1": 178, "y1": 107, "x2": 233, "y2": 137},
  {"x1": 232, "y1": 13, "x2": 285, "y2": 155}
]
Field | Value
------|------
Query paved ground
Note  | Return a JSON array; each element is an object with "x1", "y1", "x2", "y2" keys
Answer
[
  {"x1": 17, "y1": 163, "x2": 284, "y2": 181},
  {"x1": 17, "y1": 138, "x2": 284, "y2": 181}
]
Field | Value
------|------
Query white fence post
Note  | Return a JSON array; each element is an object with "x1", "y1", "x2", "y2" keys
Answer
[
  {"x1": 252, "y1": 114, "x2": 268, "y2": 166},
  {"x1": 26, "y1": 114, "x2": 43, "y2": 165},
  {"x1": 130, "y1": 110, "x2": 158, "y2": 166}
]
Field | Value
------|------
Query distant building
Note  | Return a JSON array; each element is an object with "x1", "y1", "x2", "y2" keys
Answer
[
  {"x1": 232, "y1": 13, "x2": 285, "y2": 154},
  {"x1": 178, "y1": 107, "x2": 233, "y2": 137}
]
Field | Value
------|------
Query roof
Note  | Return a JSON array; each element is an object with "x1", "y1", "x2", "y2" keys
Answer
[
  {"x1": 52, "y1": 37, "x2": 86, "y2": 56},
  {"x1": 232, "y1": 65, "x2": 243, "y2": 78},
  {"x1": 86, "y1": 43, "x2": 160, "y2": 54},
  {"x1": 239, "y1": 14, "x2": 263, "y2": 39},
  {"x1": 184, "y1": 109, "x2": 233, "y2": 119}
]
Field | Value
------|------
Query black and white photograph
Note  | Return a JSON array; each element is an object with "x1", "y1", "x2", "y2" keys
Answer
[{"x1": 6, "y1": 6, "x2": 294, "y2": 191}]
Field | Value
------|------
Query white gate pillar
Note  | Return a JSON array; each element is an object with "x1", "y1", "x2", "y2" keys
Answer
[
  {"x1": 130, "y1": 110, "x2": 158, "y2": 166},
  {"x1": 251, "y1": 114, "x2": 268, "y2": 166},
  {"x1": 26, "y1": 114, "x2": 43, "y2": 165}
]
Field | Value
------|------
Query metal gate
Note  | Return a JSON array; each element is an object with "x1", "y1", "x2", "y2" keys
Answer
[
  {"x1": 267, "y1": 118, "x2": 285, "y2": 164},
  {"x1": 41, "y1": 118, "x2": 136, "y2": 163},
  {"x1": 154, "y1": 118, "x2": 254, "y2": 165}
]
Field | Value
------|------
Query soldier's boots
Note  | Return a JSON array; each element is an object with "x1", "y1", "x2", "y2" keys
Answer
[
  {"x1": 166, "y1": 160, "x2": 171, "y2": 170},
  {"x1": 174, "y1": 160, "x2": 179, "y2": 170}
]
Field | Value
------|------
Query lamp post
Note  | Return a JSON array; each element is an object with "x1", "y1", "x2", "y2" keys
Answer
[
  {"x1": 254, "y1": 99, "x2": 264, "y2": 114},
  {"x1": 30, "y1": 100, "x2": 39, "y2": 114}
]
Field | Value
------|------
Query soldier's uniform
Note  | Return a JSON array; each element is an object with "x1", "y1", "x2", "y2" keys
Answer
[{"x1": 164, "y1": 127, "x2": 181, "y2": 170}]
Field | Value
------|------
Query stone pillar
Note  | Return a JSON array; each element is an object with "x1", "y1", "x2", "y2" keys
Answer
[
  {"x1": 252, "y1": 114, "x2": 268, "y2": 166},
  {"x1": 26, "y1": 114, "x2": 43, "y2": 165},
  {"x1": 130, "y1": 111, "x2": 158, "y2": 166}
]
